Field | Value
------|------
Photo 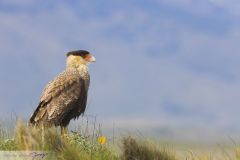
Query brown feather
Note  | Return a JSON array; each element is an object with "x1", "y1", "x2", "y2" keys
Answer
[{"x1": 29, "y1": 68, "x2": 89, "y2": 127}]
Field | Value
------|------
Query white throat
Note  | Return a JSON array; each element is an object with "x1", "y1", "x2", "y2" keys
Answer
[{"x1": 77, "y1": 65, "x2": 89, "y2": 76}]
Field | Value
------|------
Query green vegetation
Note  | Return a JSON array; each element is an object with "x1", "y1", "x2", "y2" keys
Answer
[
  {"x1": 0, "y1": 122, "x2": 239, "y2": 160},
  {"x1": 0, "y1": 122, "x2": 118, "y2": 160}
]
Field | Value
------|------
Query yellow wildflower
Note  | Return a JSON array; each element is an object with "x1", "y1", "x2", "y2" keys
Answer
[{"x1": 98, "y1": 136, "x2": 107, "y2": 145}]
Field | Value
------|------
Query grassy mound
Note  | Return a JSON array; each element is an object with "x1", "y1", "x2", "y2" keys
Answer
[
  {"x1": 0, "y1": 123, "x2": 178, "y2": 160},
  {"x1": 121, "y1": 136, "x2": 176, "y2": 160},
  {"x1": 1, "y1": 122, "x2": 239, "y2": 160},
  {"x1": 0, "y1": 123, "x2": 118, "y2": 160}
]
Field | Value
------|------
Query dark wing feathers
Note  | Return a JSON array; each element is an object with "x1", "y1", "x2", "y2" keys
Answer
[{"x1": 30, "y1": 70, "x2": 87, "y2": 125}]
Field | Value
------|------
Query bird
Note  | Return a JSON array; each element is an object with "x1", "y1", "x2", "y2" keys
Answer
[{"x1": 29, "y1": 50, "x2": 96, "y2": 135}]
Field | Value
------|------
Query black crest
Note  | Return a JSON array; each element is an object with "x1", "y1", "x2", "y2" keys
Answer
[{"x1": 67, "y1": 50, "x2": 90, "y2": 57}]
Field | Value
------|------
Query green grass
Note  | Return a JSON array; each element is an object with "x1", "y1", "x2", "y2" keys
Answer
[
  {"x1": 0, "y1": 122, "x2": 118, "y2": 160},
  {"x1": 0, "y1": 122, "x2": 239, "y2": 160}
]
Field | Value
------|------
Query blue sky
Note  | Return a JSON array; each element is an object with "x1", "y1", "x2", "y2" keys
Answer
[{"x1": 1, "y1": 0, "x2": 240, "y2": 139}]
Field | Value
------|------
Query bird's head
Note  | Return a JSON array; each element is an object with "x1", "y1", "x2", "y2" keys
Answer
[{"x1": 66, "y1": 50, "x2": 96, "y2": 68}]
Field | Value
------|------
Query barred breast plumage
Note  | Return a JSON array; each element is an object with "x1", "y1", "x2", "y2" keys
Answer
[{"x1": 30, "y1": 68, "x2": 89, "y2": 126}]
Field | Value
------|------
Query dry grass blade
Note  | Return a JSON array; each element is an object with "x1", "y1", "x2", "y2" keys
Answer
[{"x1": 121, "y1": 136, "x2": 176, "y2": 160}]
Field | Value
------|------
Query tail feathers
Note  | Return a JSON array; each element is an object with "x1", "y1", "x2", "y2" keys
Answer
[{"x1": 29, "y1": 102, "x2": 47, "y2": 125}]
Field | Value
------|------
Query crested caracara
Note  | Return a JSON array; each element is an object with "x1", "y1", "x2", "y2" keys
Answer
[{"x1": 29, "y1": 50, "x2": 96, "y2": 135}]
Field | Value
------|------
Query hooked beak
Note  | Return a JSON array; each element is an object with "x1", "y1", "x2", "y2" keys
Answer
[
  {"x1": 90, "y1": 55, "x2": 96, "y2": 62},
  {"x1": 85, "y1": 54, "x2": 96, "y2": 62}
]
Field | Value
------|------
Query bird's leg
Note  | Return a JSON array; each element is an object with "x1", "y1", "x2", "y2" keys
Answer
[{"x1": 61, "y1": 126, "x2": 69, "y2": 136}]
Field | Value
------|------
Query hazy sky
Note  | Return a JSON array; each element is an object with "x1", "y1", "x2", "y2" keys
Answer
[{"x1": 1, "y1": 0, "x2": 240, "y2": 137}]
